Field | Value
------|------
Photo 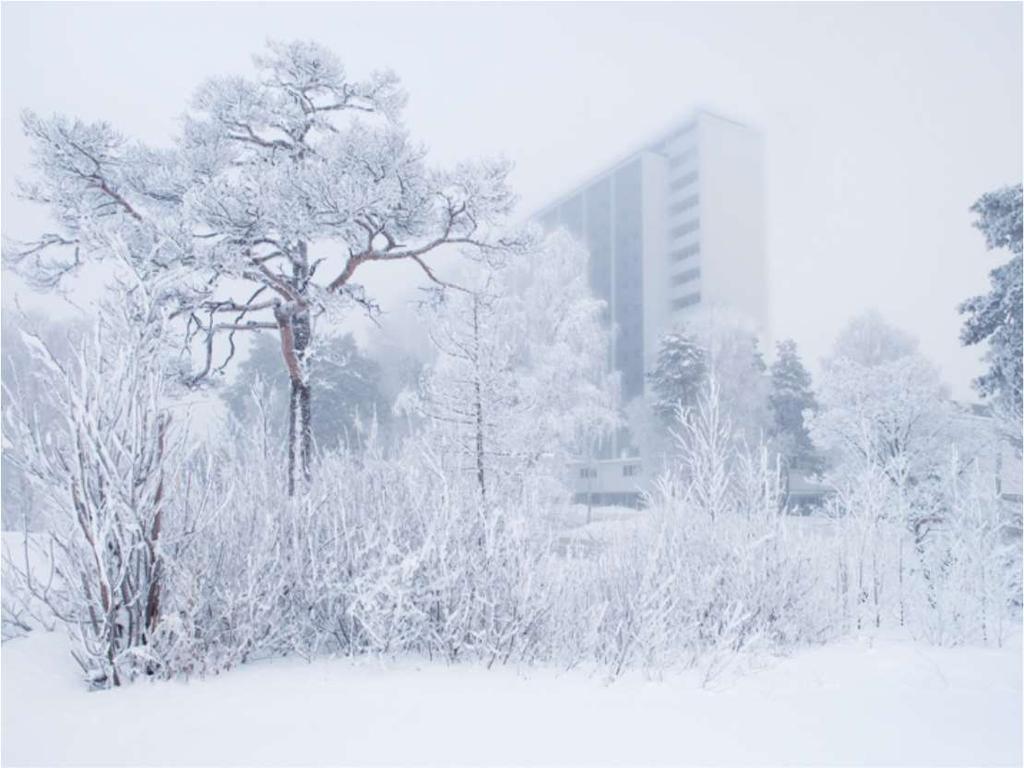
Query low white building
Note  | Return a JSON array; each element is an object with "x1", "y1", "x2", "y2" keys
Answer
[
  {"x1": 568, "y1": 457, "x2": 648, "y2": 507},
  {"x1": 569, "y1": 403, "x2": 1023, "y2": 510}
]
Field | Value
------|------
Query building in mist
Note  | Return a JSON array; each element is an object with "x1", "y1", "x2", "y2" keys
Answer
[{"x1": 536, "y1": 110, "x2": 766, "y2": 478}]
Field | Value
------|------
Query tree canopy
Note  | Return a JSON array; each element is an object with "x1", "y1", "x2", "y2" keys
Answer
[
  {"x1": 958, "y1": 183, "x2": 1023, "y2": 427},
  {"x1": 7, "y1": 40, "x2": 525, "y2": 493}
]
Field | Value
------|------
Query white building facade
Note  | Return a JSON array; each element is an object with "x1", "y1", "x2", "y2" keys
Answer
[
  {"x1": 537, "y1": 110, "x2": 767, "y2": 406},
  {"x1": 535, "y1": 111, "x2": 768, "y2": 497}
]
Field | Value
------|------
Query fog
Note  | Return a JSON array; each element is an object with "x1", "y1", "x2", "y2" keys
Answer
[
  {"x1": 2, "y1": 1, "x2": 1021, "y2": 397},
  {"x1": 2, "y1": 7, "x2": 1022, "y2": 760}
]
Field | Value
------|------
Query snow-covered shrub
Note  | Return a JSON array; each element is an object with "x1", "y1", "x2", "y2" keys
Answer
[
  {"x1": 8, "y1": 337, "x2": 1016, "y2": 688},
  {"x1": 3, "y1": 323, "x2": 182, "y2": 686},
  {"x1": 145, "y1": 415, "x2": 562, "y2": 673},
  {"x1": 561, "y1": 381, "x2": 837, "y2": 681},
  {"x1": 808, "y1": 314, "x2": 1021, "y2": 645},
  {"x1": 296, "y1": 443, "x2": 559, "y2": 666},
  {"x1": 826, "y1": 465, "x2": 903, "y2": 632},
  {"x1": 904, "y1": 452, "x2": 1021, "y2": 646},
  {"x1": 155, "y1": 447, "x2": 294, "y2": 674},
  {"x1": 1, "y1": 532, "x2": 56, "y2": 640},
  {"x1": 820, "y1": 447, "x2": 1021, "y2": 646}
]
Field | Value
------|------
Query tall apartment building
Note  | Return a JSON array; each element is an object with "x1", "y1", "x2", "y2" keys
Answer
[{"x1": 535, "y1": 110, "x2": 768, "y2": 420}]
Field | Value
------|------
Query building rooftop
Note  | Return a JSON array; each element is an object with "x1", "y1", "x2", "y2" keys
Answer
[{"x1": 529, "y1": 108, "x2": 755, "y2": 220}]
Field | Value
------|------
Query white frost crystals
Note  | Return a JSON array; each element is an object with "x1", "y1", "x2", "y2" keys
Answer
[
  {"x1": 6, "y1": 39, "x2": 526, "y2": 495},
  {"x1": 0, "y1": 40, "x2": 1019, "y2": 700}
]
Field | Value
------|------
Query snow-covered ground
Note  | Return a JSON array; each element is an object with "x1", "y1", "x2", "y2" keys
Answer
[{"x1": 3, "y1": 630, "x2": 1020, "y2": 767}]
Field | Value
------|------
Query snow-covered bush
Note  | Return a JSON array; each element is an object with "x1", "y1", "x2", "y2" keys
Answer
[
  {"x1": 3, "y1": 322, "x2": 182, "y2": 686},
  {"x1": 821, "y1": 450, "x2": 1021, "y2": 646},
  {"x1": 5, "y1": 339, "x2": 1017, "y2": 689},
  {"x1": 531, "y1": 381, "x2": 837, "y2": 682},
  {"x1": 903, "y1": 452, "x2": 1021, "y2": 647},
  {"x1": 808, "y1": 313, "x2": 1021, "y2": 646},
  {"x1": 295, "y1": 442, "x2": 559, "y2": 666},
  {"x1": 632, "y1": 384, "x2": 835, "y2": 675},
  {"x1": 826, "y1": 468, "x2": 891, "y2": 632},
  {"x1": 139, "y1": 410, "x2": 562, "y2": 672}
]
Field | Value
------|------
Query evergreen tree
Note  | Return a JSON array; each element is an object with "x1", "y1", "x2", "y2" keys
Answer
[
  {"x1": 223, "y1": 332, "x2": 392, "y2": 453},
  {"x1": 958, "y1": 183, "x2": 1023, "y2": 427},
  {"x1": 768, "y1": 339, "x2": 820, "y2": 471},
  {"x1": 648, "y1": 330, "x2": 708, "y2": 426}
]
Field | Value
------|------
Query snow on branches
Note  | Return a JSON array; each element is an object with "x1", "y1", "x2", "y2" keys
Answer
[
  {"x1": 6, "y1": 40, "x2": 527, "y2": 493},
  {"x1": 410, "y1": 230, "x2": 619, "y2": 500}
]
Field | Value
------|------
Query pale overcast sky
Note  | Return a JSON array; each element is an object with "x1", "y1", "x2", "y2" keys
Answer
[{"x1": 2, "y1": 1, "x2": 1021, "y2": 397}]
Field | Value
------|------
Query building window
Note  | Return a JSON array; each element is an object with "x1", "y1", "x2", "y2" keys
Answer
[
  {"x1": 668, "y1": 194, "x2": 699, "y2": 216},
  {"x1": 579, "y1": 467, "x2": 597, "y2": 479},
  {"x1": 672, "y1": 292, "x2": 701, "y2": 310},
  {"x1": 669, "y1": 170, "x2": 699, "y2": 193},
  {"x1": 670, "y1": 243, "x2": 700, "y2": 262},
  {"x1": 669, "y1": 219, "x2": 700, "y2": 239},
  {"x1": 623, "y1": 464, "x2": 639, "y2": 477},
  {"x1": 672, "y1": 267, "x2": 701, "y2": 286}
]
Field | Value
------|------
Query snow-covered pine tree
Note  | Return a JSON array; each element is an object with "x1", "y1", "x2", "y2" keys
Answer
[
  {"x1": 958, "y1": 183, "x2": 1023, "y2": 434},
  {"x1": 768, "y1": 339, "x2": 820, "y2": 471},
  {"x1": 648, "y1": 322, "x2": 770, "y2": 451},
  {"x1": 7, "y1": 40, "x2": 525, "y2": 495},
  {"x1": 648, "y1": 329, "x2": 708, "y2": 427}
]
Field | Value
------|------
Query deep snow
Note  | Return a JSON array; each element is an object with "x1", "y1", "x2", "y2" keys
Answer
[{"x1": 2, "y1": 630, "x2": 1020, "y2": 767}]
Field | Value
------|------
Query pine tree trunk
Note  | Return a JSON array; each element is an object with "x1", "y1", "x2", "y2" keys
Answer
[
  {"x1": 278, "y1": 304, "x2": 313, "y2": 497},
  {"x1": 286, "y1": 379, "x2": 313, "y2": 495}
]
